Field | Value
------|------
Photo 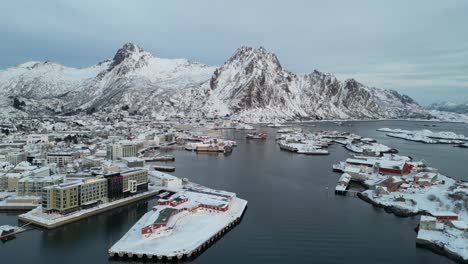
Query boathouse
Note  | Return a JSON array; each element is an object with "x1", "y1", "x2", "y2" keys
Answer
[
  {"x1": 432, "y1": 212, "x2": 458, "y2": 221},
  {"x1": 376, "y1": 161, "x2": 412, "y2": 175}
]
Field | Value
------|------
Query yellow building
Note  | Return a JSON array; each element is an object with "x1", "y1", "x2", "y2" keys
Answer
[
  {"x1": 80, "y1": 178, "x2": 108, "y2": 206},
  {"x1": 42, "y1": 181, "x2": 81, "y2": 214}
]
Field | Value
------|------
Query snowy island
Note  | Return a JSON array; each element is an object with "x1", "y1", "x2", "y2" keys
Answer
[
  {"x1": 377, "y1": 128, "x2": 467, "y2": 145},
  {"x1": 333, "y1": 153, "x2": 468, "y2": 263}
]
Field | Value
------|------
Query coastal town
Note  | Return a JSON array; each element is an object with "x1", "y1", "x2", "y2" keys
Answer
[
  {"x1": 0, "y1": 115, "x2": 248, "y2": 260},
  {"x1": 0, "y1": 114, "x2": 467, "y2": 263}
]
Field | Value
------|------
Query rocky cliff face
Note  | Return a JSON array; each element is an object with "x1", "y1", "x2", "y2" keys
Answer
[{"x1": 0, "y1": 43, "x2": 430, "y2": 121}]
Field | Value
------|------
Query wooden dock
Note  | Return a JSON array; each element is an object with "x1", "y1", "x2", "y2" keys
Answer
[{"x1": 0, "y1": 222, "x2": 32, "y2": 240}]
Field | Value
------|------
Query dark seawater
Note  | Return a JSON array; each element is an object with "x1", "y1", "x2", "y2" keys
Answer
[{"x1": 1, "y1": 121, "x2": 467, "y2": 264}]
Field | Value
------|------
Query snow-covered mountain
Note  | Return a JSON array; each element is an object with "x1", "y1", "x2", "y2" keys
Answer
[
  {"x1": 0, "y1": 43, "x2": 431, "y2": 121},
  {"x1": 206, "y1": 47, "x2": 427, "y2": 121},
  {"x1": 427, "y1": 101, "x2": 468, "y2": 114}
]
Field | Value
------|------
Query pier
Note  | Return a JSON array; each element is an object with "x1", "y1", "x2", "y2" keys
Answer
[
  {"x1": 0, "y1": 222, "x2": 32, "y2": 240},
  {"x1": 108, "y1": 196, "x2": 247, "y2": 261},
  {"x1": 108, "y1": 215, "x2": 245, "y2": 261}
]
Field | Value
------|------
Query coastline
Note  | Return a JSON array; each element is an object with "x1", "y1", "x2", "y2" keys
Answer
[{"x1": 357, "y1": 191, "x2": 467, "y2": 263}]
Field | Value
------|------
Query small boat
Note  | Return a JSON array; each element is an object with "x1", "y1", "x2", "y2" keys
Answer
[
  {"x1": 296, "y1": 145, "x2": 329, "y2": 155},
  {"x1": 267, "y1": 123, "x2": 288, "y2": 128},
  {"x1": 278, "y1": 141, "x2": 298, "y2": 152},
  {"x1": 153, "y1": 165, "x2": 176, "y2": 172},
  {"x1": 297, "y1": 148, "x2": 329, "y2": 155},
  {"x1": 236, "y1": 124, "x2": 255, "y2": 130},
  {"x1": 246, "y1": 133, "x2": 268, "y2": 139},
  {"x1": 332, "y1": 162, "x2": 346, "y2": 172},
  {"x1": 455, "y1": 143, "x2": 468, "y2": 148}
]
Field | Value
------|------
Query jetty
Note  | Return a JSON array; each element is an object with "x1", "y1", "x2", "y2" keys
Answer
[
  {"x1": 108, "y1": 184, "x2": 247, "y2": 261},
  {"x1": 0, "y1": 223, "x2": 30, "y2": 241}
]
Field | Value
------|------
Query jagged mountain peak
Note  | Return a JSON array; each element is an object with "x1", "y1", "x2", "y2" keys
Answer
[
  {"x1": 226, "y1": 46, "x2": 282, "y2": 70},
  {"x1": 0, "y1": 44, "x2": 432, "y2": 121},
  {"x1": 112, "y1": 43, "x2": 145, "y2": 65}
]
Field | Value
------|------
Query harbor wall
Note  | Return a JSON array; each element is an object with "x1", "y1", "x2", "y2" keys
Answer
[{"x1": 18, "y1": 190, "x2": 160, "y2": 229}]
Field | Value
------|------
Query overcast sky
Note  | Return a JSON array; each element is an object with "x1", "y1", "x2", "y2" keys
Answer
[{"x1": 2, "y1": 0, "x2": 467, "y2": 105}]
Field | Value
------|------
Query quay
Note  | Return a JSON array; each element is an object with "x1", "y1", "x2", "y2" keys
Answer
[
  {"x1": 18, "y1": 188, "x2": 163, "y2": 229},
  {"x1": 0, "y1": 204, "x2": 38, "y2": 211},
  {"x1": 108, "y1": 192, "x2": 247, "y2": 261}
]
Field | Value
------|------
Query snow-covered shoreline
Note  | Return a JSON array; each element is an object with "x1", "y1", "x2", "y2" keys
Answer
[{"x1": 356, "y1": 174, "x2": 468, "y2": 262}]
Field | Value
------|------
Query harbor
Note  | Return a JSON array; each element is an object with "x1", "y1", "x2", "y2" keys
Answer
[{"x1": 0, "y1": 120, "x2": 466, "y2": 264}]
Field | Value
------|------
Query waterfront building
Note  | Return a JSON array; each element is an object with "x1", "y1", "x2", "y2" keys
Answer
[
  {"x1": 432, "y1": 212, "x2": 458, "y2": 221},
  {"x1": 420, "y1": 216, "x2": 443, "y2": 231},
  {"x1": 17, "y1": 175, "x2": 63, "y2": 196},
  {"x1": 80, "y1": 178, "x2": 108, "y2": 207},
  {"x1": 104, "y1": 172, "x2": 124, "y2": 201},
  {"x1": 375, "y1": 161, "x2": 413, "y2": 175},
  {"x1": 121, "y1": 169, "x2": 148, "y2": 195},
  {"x1": 42, "y1": 181, "x2": 81, "y2": 214}
]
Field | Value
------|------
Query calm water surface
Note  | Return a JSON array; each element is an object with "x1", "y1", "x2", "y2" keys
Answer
[{"x1": 1, "y1": 121, "x2": 467, "y2": 264}]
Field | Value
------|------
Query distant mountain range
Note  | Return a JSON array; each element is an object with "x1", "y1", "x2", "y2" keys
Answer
[
  {"x1": 427, "y1": 101, "x2": 468, "y2": 114},
  {"x1": 0, "y1": 43, "x2": 437, "y2": 121}
]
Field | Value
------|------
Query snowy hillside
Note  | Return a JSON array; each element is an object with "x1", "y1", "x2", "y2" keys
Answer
[
  {"x1": 427, "y1": 101, "x2": 468, "y2": 114},
  {"x1": 206, "y1": 47, "x2": 428, "y2": 121},
  {"x1": 0, "y1": 43, "x2": 436, "y2": 121}
]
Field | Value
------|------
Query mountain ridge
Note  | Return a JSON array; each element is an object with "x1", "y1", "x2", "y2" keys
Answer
[{"x1": 0, "y1": 43, "x2": 431, "y2": 121}]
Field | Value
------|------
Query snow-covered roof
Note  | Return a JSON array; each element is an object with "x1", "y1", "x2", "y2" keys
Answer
[{"x1": 451, "y1": 220, "x2": 468, "y2": 230}]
